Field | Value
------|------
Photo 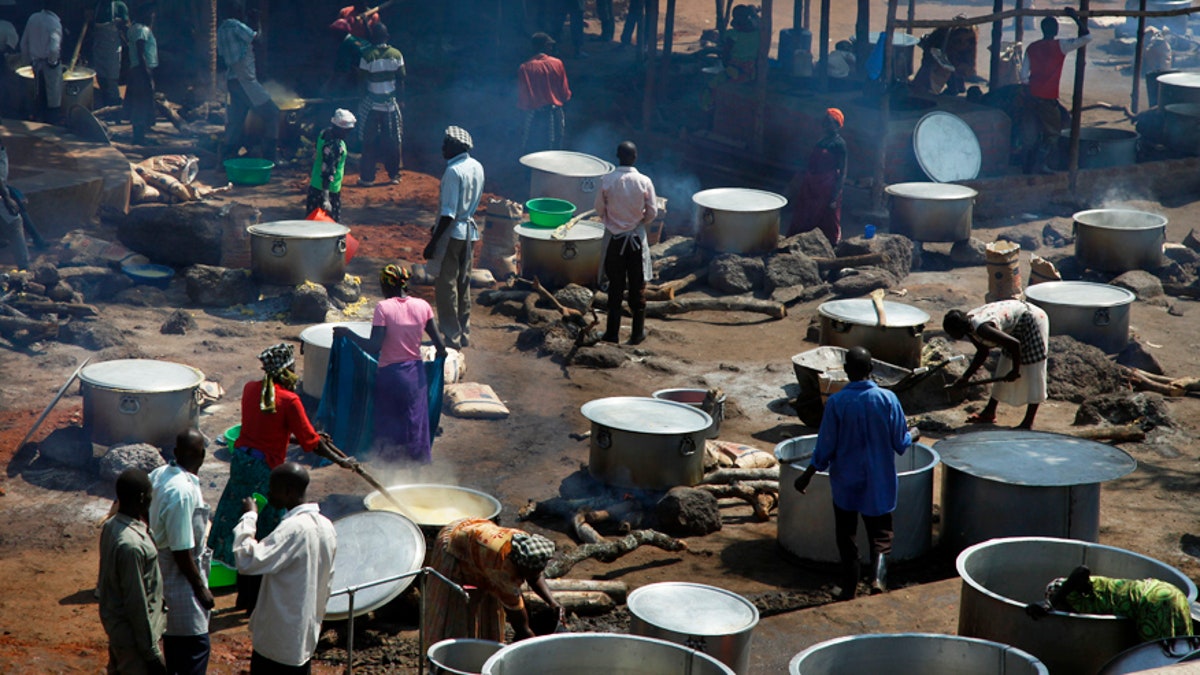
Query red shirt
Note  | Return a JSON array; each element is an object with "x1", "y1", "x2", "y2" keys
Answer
[
  {"x1": 517, "y1": 54, "x2": 571, "y2": 111},
  {"x1": 1025, "y1": 39, "x2": 1068, "y2": 100},
  {"x1": 238, "y1": 380, "x2": 321, "y2": 468}
]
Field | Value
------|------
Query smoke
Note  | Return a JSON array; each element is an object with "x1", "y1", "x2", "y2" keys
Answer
[{"x1": 262, "y1": 80, "x2": 302, "y2": 106}]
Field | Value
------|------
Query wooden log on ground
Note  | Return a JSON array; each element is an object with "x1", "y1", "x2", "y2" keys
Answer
[
  {"x1": 476, "y1": 289, "x2": 531, "y2": 306},
  {"x1": 812, "y1": 253, "x2": 886, "y2": 270},
  {"x1": 694, "y1": 483, "x2": 777, "y2": 520},
  {"x1": 606, "y1": 295, "x2": 787, "y2": 320},
  {"x1": 701, "y1": 467, "x2": 780, "y2": 484},
  {"x1": 646, "y1": 265, "x2": 710, "y2": 301},
  {"x1": 1163, "y1": 283, "x2": 1200, "y2": 299},
  {"x1": 519, "y1": 496, "x2": 634, "y2": 521},
  {"x1": 1123, "y1": 366, "x2": 1186, "y2": 396},
  {"x1": 545, "y1": 578, "x2": 629, "y2": 603},
  {"x1": 544, "y1": 529, "x2": 688, "y2": 579},
  {"x1": 573, "y1": 511, "x2": 605, "y2": 544},
  {"x1": 524, "y1": 590, "x2": 616, "y2": 615},
  {"x1": 155, "y1": 97, "x2": 189, "y2": 132},
  {"x1": 9, "y1": 298, "x2": 99, "y2": 317},
  {"x1": 1064, "y1": 425, "x2": 1146, "y2": 443},
  {"x1": 0, "y1": 315, "x2": 58, "y2": 342}
]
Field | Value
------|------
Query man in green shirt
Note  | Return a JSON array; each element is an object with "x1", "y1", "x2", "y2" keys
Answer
[{"x1": 306, "y1": 108, "x2": 355, "y2": 222}]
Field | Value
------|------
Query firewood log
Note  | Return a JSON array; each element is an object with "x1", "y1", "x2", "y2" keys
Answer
[
  {"x1": 701, "y1": 467, "x2": 780, "y2": 484},
  {"x1": 1163, "y1": 283, "x2": 1200, "y2": 299},
  {"x1": 477, "y1": 289, "x2": 532, "y2": 306},
  {"x1": 694, "y1": 483, "x2": 776, "y2": 520},
  {"x1": 1063, "y1": 425, "x2": 1146, "y2": 443},
  {"x1": 573, "y1": 511, "x2": 604, "y2": 544},
  {"x1": 523, "y1": 590, "x2": 615, "y2": 616},
  {"x1": 594, "y1": 293, "x2": 786, "y2": 320},
  {"x1": 646, "y1": 265, "x2": 710, "y2": 301},
  {"x1": 0, "y1": 315, "x2": 58, "y2": 342},
  {"x1": 9, "y1": 298, "x2": 99, "y2": 317},
  {"x1": 543, "y1": 530, "x2": 688, "y2": 579},
  {"x1": 545, "y1": 579, "x2": 629, "y2": 603}
]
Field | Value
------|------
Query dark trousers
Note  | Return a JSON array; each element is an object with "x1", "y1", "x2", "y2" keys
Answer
[
  {"x1": 545, "y1": 0, "x2": 584, "y2": 56},
  {"x1": 360, "y1": 109, "x2": 402, "y2": 182},
  {"x1": 225, "y1": 79, "x2": 280, "y2": 161},
  {"x1": 622, "y1": 0, "x2": 644, "y2": 45},
  {"x1": 521, "y1": 105, "x2": 565, "y2": 154},
  {"x1": 250, "y1": 650, "x2": 311, "y2": 675},
  {"x1": 125, "y1": 67, "x2": 155, "y2": 142},
  {"x1": 164, "y1": 634, "x2": 210, "y2": 675},
  {"x1": 604, "y1": 236, "x2": 646, "y2": 316},
  {"x1": 96, "y1": 76, "x2": 122, "y2": 109},
  {"x1": 1025, "y1": 96, "x2": 1062, "y2": 173},
  {"x1": 305, "y1": 185, "x2": 342, "y2": 222},
  {"x1": 833, "y1": 504, "x2": 893, "y2": 564},
  {"x1": 597, "y1": 0, "x2": 614, "y2": 40}
]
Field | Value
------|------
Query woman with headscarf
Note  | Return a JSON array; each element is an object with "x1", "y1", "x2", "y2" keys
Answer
[
  {"x1": 1027, "y1": 565, "x2": 1193, "y2": 642},
  {"x1": 943, "y1": 300, "x2": 1050, "y2": 429},
  {"x1": 335, "y1": 264, "x2": 446, "y2": 463},
  {"x1": 786, "y1": 108, "x2": 847, "y2": 245},
  {"x1": 424, "y1": 518, "x2": 563, "y2": 644},
  {"x1": 207, "y1": 343, "x2": 352, "y2": 610}
]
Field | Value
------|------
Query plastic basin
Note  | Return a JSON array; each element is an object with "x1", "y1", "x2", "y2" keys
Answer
[
  {"x1": 525, "y1": 197, "x2": 576, "y2": 227},
  {"x1": 121, "y1": 263, "x2": 175, "y2": 288},
  {"x1": 209, "y1": 560, "x2": 237, "y2": 588},
  {"x1": 223, "y1": 158, "x2": 275, "y2": 186}
]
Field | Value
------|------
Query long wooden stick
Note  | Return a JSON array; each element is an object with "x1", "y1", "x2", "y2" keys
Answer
[
  {"x1": 350, "y1": 462, "x2": 422, "y2": 523},
  {"x1": 68, "y1": 22, "x2": 88, "y2": 73},
  {"x1": 14, "y1": 357, "x2": 90, "y2": 452}
]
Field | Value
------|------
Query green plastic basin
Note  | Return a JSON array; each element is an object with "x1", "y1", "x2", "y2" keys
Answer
[
  {"x1": 223, "y1": 158, "x2": 275, "y2": 186},
  {"x1": 209, "y1": 560, "x2": 237, "y2": 588},
  {"x1": 525, "y1": 197, "x2": 576, "y2": 227}
]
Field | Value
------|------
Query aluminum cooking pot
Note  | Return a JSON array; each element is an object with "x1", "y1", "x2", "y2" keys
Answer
[
  {"x1": 1157, "y1": 72, "x2": 1200, "y2": 107},
  {"x1": 1056, "y1": 127, "x2": 1138, "y2": 170},
  {"x1": 519, "y1": 151, "x2": 614, "y2": 209},
  {"x1": 1073, "y1": 208, "x2": 1166, "y2": 272},
  {"x1": 481, "y1": 633, "x2": 736, "y2": 675},
  {"x1": 1164, "y1": 103, "x2": 1200, "y2": 157},
  {"x1": 582, "y1": 397, "x2": 711, "y2": 490},
  {"x1": 1099, "y1": 637, "x2": 1200, "y2": 675},
  {"x1": 298, "y1": 321, "x2": 372, "y2": 398},
  {"x1": 628, "y1": 582, "x2": 758, "y2": 674},
  {"x1": 248, "y1": 220, "x2": 349, "y2": 285},
  {"x1": 428, "y1": 639, "x2": 505, "y2": 675},
  {"x1": 80, "y1": 359, "x2": 204, "y2": 449},
  {"x1": 693, "y1": 188, "x2": 786, "y2": 255},
  {"x1": 790, "y1": 634, "x2": 1048, "y2": 675},
  {"x1": 652, "y1": 388, "x2": 725, "y2": 439},
  {"x1": 817, "y1": 298, "x2": 929, "y2": 369},
  {"x1": 17, "y1": 66, "x2": 96, "y2": 111},
  {"x1": 1024, "y1": 281, "x2": 1135, "y2": 354},
  {"x1": 885, "y1": 182, "x2": 977, "y2": 242},
  {"x1": 515, "y1": 220, "x2": 604, "y2": 289}
]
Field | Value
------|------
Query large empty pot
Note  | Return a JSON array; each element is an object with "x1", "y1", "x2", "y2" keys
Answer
[
  {"x1": 628, "y1": 582, "x2": 758, "y2": 674},
  {"x1": 428, "y1": 639, "x2": 505, "y2": 675},
  {"x1": 1023, "y1": 281, "x2": 1135, "y2": 354},
  {"x1": 1073, "y1": 208, "x2": 1166, "y2": 273},
  {"x1": 1164, "y1": 103, "x2": 1200, "y2": 156},
  {"x1": 958, "y1": 537, "x2": 1198, "y2": 675},
  {"x1": 582, "y1": 396, "x2": 711, "y2": 490},
  {"x1": 519, "y1": 150, "x2": 614, "y2": 208},
  {"x1": 515, "y1": 220, "x2": 604, "y2": 289},
  {"x1": 80, "y1": 359, "x2": 204, "y2": 449},
  {"x1": 817, "y1": 298, "x2": 929, "y2": 369},
  {"x1": 885, "y1": 182, "x2": 977, "y2": 242},
  {"x1": 775, "y1": 435, "x2": 938, "y2": 563},
  {"x1": 790, "y1": 633, "x2": 1048, "y2": 675},
  {"x1": 1056, "y1": 127, "x2": 1139, "y2": 170},
  {"x1": 693, "y1": 188, "x2": 786, "y2": 255},
  {"x1": 481, "y1": 633, "x2": 735, "y2": 675},
  {"x1": 248, "y1": 220, "x2": 349, "y2": 285},
  {"x1": 1157, "y1": 71, "x2": 1200, "y2": 107},
  {"x1": 298, "y1": 321, "x2": 372, "y2": 398}
]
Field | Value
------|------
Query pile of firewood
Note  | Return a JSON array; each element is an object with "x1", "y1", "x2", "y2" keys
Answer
[{"x1": 0, "y1": 267, "x2": 99, "y2": 349}]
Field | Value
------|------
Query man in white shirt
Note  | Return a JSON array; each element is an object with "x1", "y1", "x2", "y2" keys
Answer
[
  {"x1": 19, "y1": 0, "x2": 63, "y2": 124},
  {"x1": 218, "y1": 6, "x2": 279, "y2": 163},
  {"x1": 234, "y1": 462, "x2": 336, "y2": 674},
  {"x1": 423, "y1": 125, "x2": 484, "y2": 350},
  {"x1": 594, "y1": 140, "x2": 657, "y2": 345},
  {"x1": 148, "y1": 429, "x2": 213, "y2": 675}
]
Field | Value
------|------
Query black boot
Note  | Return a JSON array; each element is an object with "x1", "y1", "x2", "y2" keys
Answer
[
  {"x1": 869, "y1": 553, "x2": 889, "y2": 595},
  {"x1": 834, "y1": 560, "x2": 858, "y2": 601},
  {"x1": 601, "y1": 310, "x2": 621, "y2": 343},
  {"x1": 628, "y1": 308, "x2": 646, "y2": 345}
]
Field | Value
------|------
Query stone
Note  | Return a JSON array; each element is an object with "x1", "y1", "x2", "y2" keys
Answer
[
  {"x1": 1074, "y1": 392, "x2": 1175, "y2": 429},
  {"x1": 183, "y1": 265, "x2": 257, "y2": 307},
  {"x1": 117, "y1": 201, "x2": 260, "y2": 267},
  {"x1": 61, "y1": 320, "x2": 128, "y2": 350},
  {"x1": 1163, "y1": 245, "x2": 1200, "y2": 267},
  {"x1": 45, "y1": 280, "x2": 76, "y2": 302},
  {"x1": 554, "y1": 284, "x2": 594, "y2": 313},
  {"x1": 98, "y1": 443, "x2": 166, "y2": 483},
  {"x1": 1042, "y1": 220, "x2": 1075, "y2": 248},
  {"x1": 114, "y1": 285, "x2": 169, "y2": 307},
  {"x1": 1168, "y1": 303, "x2": 1186, "y2": 317},
  {"x1": 59, "y1": 265, "x2": 133, "y2": 302},
  {"x1": 1184, "y1": 228, "x2": 1200, "y2": 253},
  {"x1": 570, "y1": 344, "x2": 626, "y2": 369},
  {"x1": 1050, "y1": 254, "x2": 1085, "y2": 281},
  {"x1": 764, "y1": 252, "x2": 821, "y2": 293},
  {"x1": 1111, "y1": 270, "x2": 1164, "y2": 299},
  {"x1": 949, "y1": 238, "x2": 987, "y2": 266},
  {"x1": 290, "y1": 283, "x2": 330, "y2": 323},
  {"x1": 835, "y1": 234, "x2": 913, "y2": 281},
  {"x1": 655, "y1": 487, "x2": 722, "y2": 536},
  {"x1": 160, "y1": 309, "x2": 198, "y2": 335},
  {"x1": 327, "y1": 276, "x2": 362, "y2": 304},
  {"x1": 830, "y1": 267, "x2": 896, "y2": 296},
  {"x1": 515, "y1": 326, "x2": 546, "y2": 351},
  {"x1": 709, "y1": 254, "x2": 764, "y2": 294},
  {"x1": 37, "y1": 426, "x2": 92, "y2": 467},
  {"x1": 649, "y1": 235, "x2": 696, "y2": 260},
  {"x1": 996, "y1": 223, "x2": 1042, "y2": 252},
  {"x1": 1046, "y1": 336, "x2": 1126, "y2": 403},
  {"x1": 1117, "y1": 340, "x2": 1165, "y2": 375},
  {"x1": 30, "y1": 262, "x2": 59, "y2": 286},
  {"x1": 1150, "y1": 261, "x2": 1191, "y2": 286},
  {"x1": 778, "y1": 230, "x2": 835, "y2": 259}
]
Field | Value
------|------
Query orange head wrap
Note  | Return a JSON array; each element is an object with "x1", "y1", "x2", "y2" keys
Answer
[{"x1": 826, "y1": 108, "x2": 845, "y2": 128}]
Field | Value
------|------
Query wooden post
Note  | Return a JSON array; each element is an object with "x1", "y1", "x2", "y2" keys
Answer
[
  {"x1": 1068, "y1": 0, "x2": 1090, "y2": 192},
  {"x1": 795, "y1": 0, "x2": 804, "y2": 32},
  {"x1": 818, "y1": 0, "x2": 831, "y2": 90},
  {"x1": 906, "y1": 0, "x2": 916, "y2": 34},
  {"x1": 200, "y1": 0, "x2": 216, "y2": 98},
  {"x1": 641, "y1": 0, "x2": 659, "y2": 130},
  {"x1": 873, "y1": 0, "x2": 900, "y2": 210},
  {"x1": 1131, "y1": 0, "x2": 1148, "y2": 113},
  {"x1": 856, "y1": 0, "x2": 871, "y2": 78},
  {"x1": 1015, "y1": 0, "x2": 1025, "y2": 44},
  {"x1": 753, "y1": 0, "x2": 773, "y2": 153},
  {"x1": 989, "y1": 0, "x2": 1004, "y2": 90},
  {"x1": 659, "y1": 0, "x2": 677, "y2": 108}
]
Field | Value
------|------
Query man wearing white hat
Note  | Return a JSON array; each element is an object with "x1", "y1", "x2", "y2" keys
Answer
[{"x1": 306, "y1": 109, "x2": 356, "y2": 222}]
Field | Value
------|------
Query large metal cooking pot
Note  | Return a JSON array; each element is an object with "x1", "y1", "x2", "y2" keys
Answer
[
  {"x1": 515, "y1": 220, "x2": 604, "y2": 289},
  {"x1": 1158, "y1": 72, "x2": 1200, "y2": 107},
  {"x1": 628, "y1": 582, "x2": 758, "y2": 674},
  {"x1": 363, "y1": 484, "x2": 502, "y2": 536},
  {"x1": 80, "y1": 359, "x2": 204, "y2": 449},
  {"x1": 885, "y1": 182, "x2": 977, "y2": 242},
  {"x1": 775, "y1": 435, "x2": 937, "y2": 563},
  {"x1": 789, "y1": 633, "x2": 1048, "y2": 675},
  {"x1": 248, "y1": 220, "x2": 349, "y2": 285},
  {"x1": 1024, "y1": 281, "x2": 1135, "y2": 354},
  {"x1": 958, "y1": 537, "x2": 1197, "y2": 675},
  {"x1": 652, "y1": 388, "x2": 725, "y2": 439},
  {"x1": 693, "y1": 188, "x2": 786, "y2": 255},
  {"x1": 937, "y1": 430, "x2": 1137, "y2": 552},
  {"x1": 1164, "y1": 103, "x2": 1200, "y2": 156},
  {"x1": 817, "y1": 298, "x2": 929, "y2": 369},
  {"x1": 519, "y1": 151, "x2": 614, "y2": 208},
  {"x1": 1099, "y1": 638, "x2": 1200, "y2": 675},
  {"x1": 298, "y1": 321, "x2": 372, "y2": 398},
  {"x1": 17, "y1": 66, "x2": 96, "y2": 111},
  {"x1": 582, "y1": 396, "x2": 712, "y2": 490},
  {"x1": 481, "y1": 633, "x2": 736, "y2": 675},
  {"x1": 325, "y1": 511, "x2": 425, "y2": 620},
  {"x1": 1073, "y1": 208, "x2": 1166, "y2": 273},
  {"x1": 1057, "y1": 127, "x2": 1139, "y2": 170},
  {"x1": 428, "y1": 639, "x2": 505, "y2": 675}
]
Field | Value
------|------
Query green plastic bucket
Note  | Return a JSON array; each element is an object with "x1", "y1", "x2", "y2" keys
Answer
[{"x1": 209, "y1": 560, "x2": 237, "y2": 588}]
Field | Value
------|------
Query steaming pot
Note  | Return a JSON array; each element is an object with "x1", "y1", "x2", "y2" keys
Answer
[
  {"x1": 80, "y1": 359, "x2": 204, "y2": 449},
  {"x1": 884, "y1": 182, "x2": 977, "y2": 242},
  {"x1": 582, "y1": 397, "x2": 711, "y2": 490},
  {"x1": 1072, "y1": 208, "x2": 1166, "y2": 272},
  {"x1": 17, "y1": 66, "x2": 96, "y2": 111},
  {"x1": 1023, "y1": 281, "x2": 1134, "y2": 354},
  {"x1": 692, "y1": 188, "x2": 786, "y2": 255},
  {"x1": 298, "y1": 321, "x2": 372, "y2": 398},
  {"x1": 628, "y1": 582, "x2": 758, "y2": 674},
  {"x1": 519, "y1": 151, "x2": 614, "y2": 209},
  {"x1": 790, "y1": 634, "x2": 1048, "y2": 675},
  {"x1": 514, "y1": 220, "x2": 604, "y2": 289},
  {"x1": 248, "y1": 220, "x2": 349, "y2": 285},
  {"x1": 817, "y1": 298, "x2": 929, "y2": 369},
  {"x1": 481, "y1": 633, "x2": 735, "y2": 675}
]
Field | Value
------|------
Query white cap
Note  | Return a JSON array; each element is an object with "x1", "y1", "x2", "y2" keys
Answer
[{"x1": 331, "y1": 109, "x2": 356, "y2": 129}]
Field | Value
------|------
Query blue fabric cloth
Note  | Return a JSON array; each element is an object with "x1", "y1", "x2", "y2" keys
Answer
[{"x1": 811, "y1": 380, "x2": 912, "y2": 516}]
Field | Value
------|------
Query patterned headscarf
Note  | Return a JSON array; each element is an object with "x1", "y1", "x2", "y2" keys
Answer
[
  {"x1": 826, "y1": 108, "x2": 845, "y2": 128},
  {"x1": 379, "y1": 264, "x2": 410, "y2": 291},
  {"x1": 444, "y1": 125, "x2": 474, "y2": 151},
  {"x1": 258, "y1": 343, "x2": 297, "y2": 413},
  {"x1": 509, "y1": 532, "x2": 556, "y2": 574}
]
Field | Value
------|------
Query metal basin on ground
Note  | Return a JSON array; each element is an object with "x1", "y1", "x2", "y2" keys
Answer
[
  {"x1": 817, "y1": 298, "x2": 929, "y2": 369},
  {"x1": 16, "y1": 66, "x2": 96, "y2": 111},
  {"x1": 957, "y1": 536, "x2": 1197, "y2": 675},
  {"x1": 519, "y1": 150, "x2": 613, "y2": 209},
  {"x1": 628, "y1": 582, "x2": 758, "y2": 674},
  {"x1": 1024, "y1": 281, "x2": 1135, "y2": 354},
  {"x1": 1073, "y1": 209, "x2": 1167, "y2": 273},
  {"x1": 1158, "y1": 71, "x2": 1200, "y2": 107},
  {"x1": 80, "y1": 359, "x2": 204, "y2": 449},
  {"x1": 481, "y1": 633, "x2": 736, "y2": 675},
  {"x1": 298, "y1": 321, "x2": 372, "y2": 398},
  {"x1": 1099, "y1": 637, "x2": 1200, "y2": 675},
  {"x1": 651, "y1": 388, "x2": 725, "y2": 439},
  {"x1": 885, "y1": 182, "x2": 977, "y2": 243},
  {"x1": 248, "y1": 220, "x2": 349, "y2": 285},
  {"x1": 937, "y1": 430, "x2": 1137, "y2": 552},
  {"x1": 428, "y1": 639, "x2": 505, "y2": 675},
  {"x1": 582, "y1": 396, "x2": 712, "y2": 490},
  {"x1": 515, "y1": 220, "x2": 604, "y2": 290},
  {"x1": 693, "y1": 188, "x2": 786, "y2": 255},
  {"x1": 1057, "y1": 127, "x2": 1139, "y2": 170},
  {"x1": 1164, "y1": 103, "x2": 1200, "y2": 156},
  {"x1": 789, "y1": 633, "x2": 1048, "y2": 675},
  {"x1": 325, "y1": 511, "x2": 425, "y2": 620},
  {"x1": 775, "y1": 435, "x2": 937, "y2": 563}
]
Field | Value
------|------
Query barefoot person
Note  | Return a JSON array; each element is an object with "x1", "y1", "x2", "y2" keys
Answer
[{"x1": 943, "y1": 300, "x2": 1050, "y2": 429}]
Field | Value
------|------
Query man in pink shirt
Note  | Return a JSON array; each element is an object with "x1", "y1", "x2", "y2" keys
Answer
[
  {"x1": 518, "y1": 32, "x2": 572, "y2": 153},
  {"x1": 594, "y1": 141, "x2": 657, "y2": 345}
]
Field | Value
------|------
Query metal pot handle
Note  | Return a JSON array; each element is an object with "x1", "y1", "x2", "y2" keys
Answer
[
  {"x1": 271, "y1": 239, "x2": 287, "y2": 257},
  {"x1": 679, "y1": 436, "x2": 696, "y2": 457},
  {"x1": 596, "y1": 428, "x2": 612, "y2": 449},
  {"x1": 909, "y1": 323, "x2": 925, "y2": 337},
  {"x1": 1093, "y1": 308, "x2": 1111, "y2": 326},
  {"x1": 830, "y1": 319, "x2": 851, "y2": 333},
  {"x1": 119, "y1": 395, "x2": 141, "y2": 415},
  {"x1": 562, "y1": 242, "x2": 578, "y2": 260},
  {"x1": 337, "y1": 237, "x2": 347, "y2": 253},
  {"x1": 702, "y1": 208, "x2": 715, "y2": 227},
  {"x1": 1085, "y1": 141, "x2": 1100, "y2": 156},
  {"x1": 193, "y1": 387, "x2": 205, "y2": 406}
]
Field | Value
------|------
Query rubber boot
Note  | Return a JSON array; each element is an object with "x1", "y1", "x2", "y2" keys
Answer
[
  {"x1": 869, "y1": 553, "x2": 889, "y2": 595},
  {"x1": 601, "y1": 309, "x2": 621, "y2": 343},
  {"x1": 834, "y1": 560, "x2": 858, "y2": 601},
  {"x1": 628, "y1": 308, "x2": 646, "y2": 345}
]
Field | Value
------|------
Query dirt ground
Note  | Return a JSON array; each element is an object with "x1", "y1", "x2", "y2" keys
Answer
[{"x1": 4, "y1": 1, "x2": 1200, "y2": 674}]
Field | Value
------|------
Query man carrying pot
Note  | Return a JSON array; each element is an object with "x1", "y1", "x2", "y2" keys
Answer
[
  {"x1": 595, "y1": 140, "x2": 657, "y2": 345},
  {"x1": 793, "y1": 346, "x2": 917, "y2": 600}
]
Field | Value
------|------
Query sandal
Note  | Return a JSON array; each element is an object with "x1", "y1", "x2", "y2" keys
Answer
[{"x1": 965, "y1": 413, "x2": 996, "y2": 424}]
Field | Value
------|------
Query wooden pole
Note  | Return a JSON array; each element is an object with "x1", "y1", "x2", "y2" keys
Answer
[
  {"x1": 753, "y1": 0, "x2": 773, "y2": 153},
  {"x1": 1131, "y1": 0, "x2": 1148, "y2": 113},
  {"x1": 989, "y1": 0, "x2": 1004, "y2": 90},
  {"x1": 856, "y1": 0, "x2": 870, "y2": 78},
  {"x1": 873, "y1": 0, "x2": 900, "y2": 210},
  {"x1": 818, "y1": 0, "x2": 831, "y2": 90},
  {"x1": 641, "y1": 0, "x2": 659, "y2": 130},
  {"x1": 906, "y1": 0, "x2": 916, "y2": 34},
  {"x1": 1014, "y1": 0, "x2": 1025, "y2": 45},
  {"x1": 1068, "y1": 0, "x2": 1090, "y2": 193},
  {"x1": 794, "y1": 0, "x2": 804, "y2": 32},
  {"x1": 803, "y1": 0, "x2": 812, "y2": 31},
  {"x1": 659, "y1": 0, "x2": 676, "y2": 109}
]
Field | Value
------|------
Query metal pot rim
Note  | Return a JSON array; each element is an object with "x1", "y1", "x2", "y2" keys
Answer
[
  {"x1": 248, "y1": 220, "x2": 350, "y2": 238},
  {"x1": 773, "y1": 435, "x2": 940, "y2": 478},
  {"x1": 1073, "y1": 209, "x2": 1168, "y2": 230},
  {"x1": 514, "y1": 221, "x2": 604, "y2": 241},
  {"x1": 299, "y1": 321, "x2": 373, "y2": 350},
  {"x1": 885, "y1": 182, "x2": 978, "y2": 200},
  {"x1": 692, "y1": 187, "x2": 788, "y2": 212},
  {"x1": 581, "y1": 396, "x2": 712, "y2": 434},
  {"x1": 481, "y1": 633, "x2": 736, "y2": 675},
  {"x1": 361, "y1": 483, "x2": 502, "y2": 525},
  {"x1": 788, "y1": 633, "x2": 1050, "y2": 674},
  {"x1": 628, "y1": 582, "x2": 759, "y2": 635},
  {"x1": 1023, "y1": 281, "x2": 1136, "y2": 308},
  {"x1": 519, "y1": 150, "x2": 614, "y2": 177},
  {"x1": 80, "y1": 359, "x2": 204, "y2": 392},
  {"x1": 818, "y1": 298, "x2": 931, "y2": 327}
]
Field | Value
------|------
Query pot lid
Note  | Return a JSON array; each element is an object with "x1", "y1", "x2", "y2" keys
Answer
[
  {"x1": 628, "y1": 582, "x2": 759, "y2": 635},
  {"x1": 935, "y1": 430, "x2": 1136, "y2": 486},
  {"x1": 325, "y1": 511, "x2": 425, "y2": 620},
  {"x1": 692, "y1": 188, "x2": 788, "y2": 212},
  {"x1": 912, "y1": 111, "x2": 982, "y2": 182},
  {"x1": 299, "y1": 321, "x2": 373, "y2": 349},
  {"x1": 1073, "y1": 209, "x2": 1168, "y2": 231},
  {"x1": 248, "y1": 220, "x2": 350, "y2": 238},
  {"x1": 868, "y1": 31, "x2": 920, "y2": 47},
  {"x1": 514, "y1": 220, "x2": 605, "y2": 241},
  {"x1": 80, "y1": 359, "x2": 204, "y2": 392},
  {"x1": 519, "y1": 151, "x2": 615, "y2": 177},
  {"x1": 884, "y1": 182, "x2": 978, "y2": 200},
  {"x1": 818, "y1": 298, "x2": 930, "y2": 327},
  {"x1": 581, "y1": 397, "x2": 712, "y2": 435},
  {"x1": 1024, "y1": 281, "x2": 1136, "y2": 308},
  {"x1": 1158, "y1": 72, "x2": 1200, "y2": 90}
]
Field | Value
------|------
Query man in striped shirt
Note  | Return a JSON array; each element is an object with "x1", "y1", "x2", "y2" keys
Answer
[{"x1": 358, "y1": 22, "x2": 405, "y2": 186}]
